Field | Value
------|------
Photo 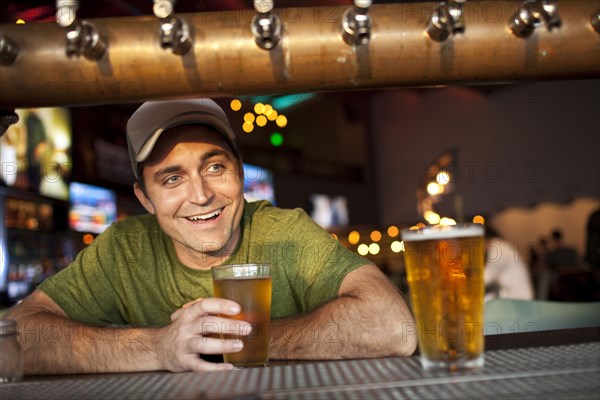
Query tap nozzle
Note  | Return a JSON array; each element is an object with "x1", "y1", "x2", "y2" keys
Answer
[
  {"x1": 426, "y1": 0, "x2": 466, "y2": 42},
  {"x1": 342, "y1": 0, "x2": 372, "y2": 46},
  {"x1": 158, "y1": 17, "x2": 192, "y2": 55},
  {"x1": 56, "y1": 0, "x2": 106, "y2": 59},
  {"x1": 591, "y1": 9, "x2": 600, "y2": 34},
  {"x1": 510, "y1": 0, "x2": 561, "y2": 38},
  {"x1": 65, "y1": 20, "x2": 107, "y2": 59},
  {"x1": 0, "y1": 33, "x2": 18, "y2": 65},
  {"x1": 153, "y1": 0, "x2": 193, "y2": 55},
  {"x1": 252, "y1": 0, "x2": 282, "y2": 50}
]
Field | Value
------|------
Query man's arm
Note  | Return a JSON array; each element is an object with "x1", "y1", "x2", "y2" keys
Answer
[
  {"x1": 5, "y1": 290, "x2": 251, "y2": 374},
  {"x1": 269, "y1": 264, "x2": 417, "y2": 359}
]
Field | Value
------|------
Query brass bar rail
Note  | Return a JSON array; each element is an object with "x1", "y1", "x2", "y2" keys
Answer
[{"x1": 0, "y1": 1, "x2": 599, "y2": 108}]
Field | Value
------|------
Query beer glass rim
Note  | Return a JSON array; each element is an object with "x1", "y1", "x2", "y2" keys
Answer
[
  {"x1": 211, "y1": 263, "x2": 270, "y2": 270},
  {"x1": 400, "y1": 223, "x2": 484, "y2": 242},
  {"x1": 211, "y1": 263, "x2": 271, "y2": 279}
]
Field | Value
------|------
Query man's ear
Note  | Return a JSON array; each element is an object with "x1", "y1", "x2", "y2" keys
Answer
[{"x1": 134, "y1": 182, "x2": 156, "y2": 215}]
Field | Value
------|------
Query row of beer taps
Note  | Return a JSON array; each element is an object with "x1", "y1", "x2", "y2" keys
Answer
[{"x1": 0, "y1": 0, "x2": 599, "y2": 65}]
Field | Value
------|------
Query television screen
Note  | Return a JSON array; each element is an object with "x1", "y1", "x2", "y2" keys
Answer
[
  {"x1": 69, "y1": 182, "x2": 117, "y2": 234},
  {"x1": 243, "y1": 163, "x2": 276, "y2": 205},
  {"x1": 309, "y1": 194, "x2": 349, "y2": 229},
  {"x1": 0, "y1": 108, "x2": 72, "y2": 200}
]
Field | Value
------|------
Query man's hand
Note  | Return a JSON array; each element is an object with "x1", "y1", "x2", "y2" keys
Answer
[
  {"x1": 157, "y1": 298, "x2": 252, "y2": 372},
  {"x1": 6, "y1": 291, "x2": 253, "y2": 374}
]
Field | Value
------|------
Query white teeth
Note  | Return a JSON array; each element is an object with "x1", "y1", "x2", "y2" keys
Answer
[{"x1": 187, "y1": 209, "x2": 222, "y2": 221}]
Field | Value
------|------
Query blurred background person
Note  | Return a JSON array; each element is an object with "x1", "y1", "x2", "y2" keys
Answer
[
  {"x1": 546, "y1": 228, "x2": 598, "y2": 301},
  {"x1": 484, "y1": 227, "x2": 535, "y2": 302},
  {"x1": 534, "y1": 237, "x2": 553, "y2": 300},
  {"x1": 0, "y1": 124, "x2": 19, "y2": 186},
  {"x1": 25, "y1": 111, "x2": 49, "y2": 190},
  {"x1": 546, "y1": 229, "x2": 580, "y2": 272},
  {"x1": 585, "y1": 208, "x2": 600, "y2": 270}
]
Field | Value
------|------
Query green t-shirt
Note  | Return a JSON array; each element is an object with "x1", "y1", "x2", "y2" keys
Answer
[{"x1": 39, "y1": 201, "x2": 369, "y2": 326}]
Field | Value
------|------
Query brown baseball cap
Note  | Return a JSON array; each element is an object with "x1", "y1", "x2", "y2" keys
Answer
[{"x1": 126, "y1": 98, "x2": 238, "y2": 181}]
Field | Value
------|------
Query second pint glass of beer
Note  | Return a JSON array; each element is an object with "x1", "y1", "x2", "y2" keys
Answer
[
  {"x1": 401, "y1": 224, "x2": 485, "y2": 371},
  {"x1": 212, "y1": 264, "x2": 272, "y2": 367}
]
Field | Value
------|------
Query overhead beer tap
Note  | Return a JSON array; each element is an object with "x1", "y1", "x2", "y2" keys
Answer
[
  {"x1": 425, "y1": 0, "x2": 466, "y2": 42},
  {"x1": 251, "y1": 0, "x2": 282, "y2": 50},
  {"x1": 56, "y1": 0, "x2": 107, "y2": 59},
  {"x1": 342, "y1": 0, "x2": 373, "y2": 46},
  {"x1": 509, "y1": 0, "x2": 562, "y2": 38},
  {"x1": 592, "y1": 9, "x2": 600, "y2": 34},
  {"x1": 0, "y1": 32, "x2": 18, "y2": 65},
  {"x1": 153, "y1": 0, "x2": 193, "y2": 55}
]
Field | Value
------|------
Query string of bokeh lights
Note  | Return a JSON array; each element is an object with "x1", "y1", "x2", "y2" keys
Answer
[{"x1": 230, "y1": 99, "x2": 287, "y2": 148}]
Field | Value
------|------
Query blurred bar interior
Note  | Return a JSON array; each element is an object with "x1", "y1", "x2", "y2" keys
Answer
[{"x1": 1, "y1": 0, "x2": 599, "y2": 306}]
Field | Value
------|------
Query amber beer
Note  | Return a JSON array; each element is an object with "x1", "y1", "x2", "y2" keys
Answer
[
  {"x1": 212, "y1": 264, "x2": 272, "y2": 367},
  {"x1": 402, "y1": 224, "x2": 485, "y2": 370}
]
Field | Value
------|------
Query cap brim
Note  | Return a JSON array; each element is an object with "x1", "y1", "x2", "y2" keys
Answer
[{"x1": 135, "y1": 111, "x2": 237, "y2": 163}]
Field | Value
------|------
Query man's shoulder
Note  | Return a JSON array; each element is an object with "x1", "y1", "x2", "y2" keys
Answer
[
  {"x1": 246, "y1": 200, "x2": 309, "y2": 224},
  {"x1": 243, "y1": 201, "x2": 336, "y2": 251},
  {"x1": 114, "y1": 213, "x2": 156, "y2": 227},
  {"x1": 108, "y1": 213, "x2": 160, "y2": 239},
  {"x1": 86, "y1": 214, "x2": 166, "y2": 263},
  {"x1": 246, "y1": 200, "x2": 307, "y2": 219}
]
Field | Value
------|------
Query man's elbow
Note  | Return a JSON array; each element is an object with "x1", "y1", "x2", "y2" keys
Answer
[
  {"x1": 399, "y1": 332, "x2": 418, "y2": 356},
  {"x1": 369, "y1": 312, "x2": 418, "y2": 357},
  {"x1": 391, "y1": 316, "x2": 418, "y2": 356}
]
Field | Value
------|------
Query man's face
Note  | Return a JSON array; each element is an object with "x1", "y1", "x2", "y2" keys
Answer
[{"x1": 134, "y1": 125, "x2": 244, "y2": 268}]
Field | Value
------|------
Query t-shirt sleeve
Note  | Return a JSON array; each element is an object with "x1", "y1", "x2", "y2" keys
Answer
[
  {"x1": 282, "y1": 210, "x2": 371, "y2": 312},
  {"x1": 37, "y1": 225, "x2": 127, "y2": 326}
]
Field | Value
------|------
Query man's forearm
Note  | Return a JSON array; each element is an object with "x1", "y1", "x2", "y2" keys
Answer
[
  {"x1": 8, "y1": 290, "x2": 253, "y2": 374},
  {"x1": 269, "y1": 280, "x2": 416, "y2": 360},
  {"x1": 11, "y1": 311, "x2": 162, "y2": 375}
]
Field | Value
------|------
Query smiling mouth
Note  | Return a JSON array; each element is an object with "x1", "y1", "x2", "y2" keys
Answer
[{"x1": 186, "y1": 208, "x2": 223, "y2": 222}]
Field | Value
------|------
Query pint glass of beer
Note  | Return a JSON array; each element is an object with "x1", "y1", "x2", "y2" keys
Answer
[
  {"x1": 212, "y1": 264, "x2": 272, "y2": 367},
  {"x1": 401, "y1": 224, "x2": 485, "y2": 371}
]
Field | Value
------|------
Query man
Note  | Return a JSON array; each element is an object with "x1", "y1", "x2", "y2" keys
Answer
[
  {"x1": 585, "y1": 208, "x2": 600, "y2": 269},
  {"x1": 483, "y1": 228, "x2": 534, "y2": 301},
  {"x1": 546, "y1": 229, "x2": 580, "y2": 271},
  {"x1": 6, "y1": 99, "x2": 416, "y2": 374}
]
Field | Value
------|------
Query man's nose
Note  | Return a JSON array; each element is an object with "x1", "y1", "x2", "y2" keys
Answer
[{"x1": 188, "y1": 175, "x2": 214, "y2": 204}]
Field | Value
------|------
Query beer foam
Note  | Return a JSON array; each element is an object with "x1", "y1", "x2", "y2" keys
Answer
[{"x1": 401, "y1": 224, "x2": 484, "y2": 242}]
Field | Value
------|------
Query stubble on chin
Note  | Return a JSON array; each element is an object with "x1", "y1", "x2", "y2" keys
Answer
[{"x1": 190, "y1": 227, "x2": 235, "y2": 257}]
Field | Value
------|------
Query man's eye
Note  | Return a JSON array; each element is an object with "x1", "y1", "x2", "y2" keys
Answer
[
  {"x1": 207, "y1": 164, "x2": 225, "y2": 173},
  {"x1": 165, "y1": 176, "x2": 181, "y2": 185}
]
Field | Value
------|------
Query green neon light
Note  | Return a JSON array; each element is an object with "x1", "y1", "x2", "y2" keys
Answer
[{"x1": 270, "y1": 132, "x2": 284, "y2": 147}]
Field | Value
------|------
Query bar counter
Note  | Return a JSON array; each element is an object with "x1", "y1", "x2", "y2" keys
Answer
[{"x1": 1, "y1": 327, "x2": 598, "y2": 399}]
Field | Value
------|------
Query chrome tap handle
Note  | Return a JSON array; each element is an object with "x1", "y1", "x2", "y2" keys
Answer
[
  {"x1": 56, "y1": 0, "x2": 78, "y2": 28},
  {"x1": 153, "y1": 0, "x2": 175, "y2": 19}
]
